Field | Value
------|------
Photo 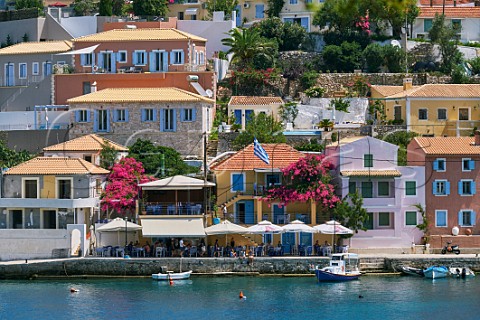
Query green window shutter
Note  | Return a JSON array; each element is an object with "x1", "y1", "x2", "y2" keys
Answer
[{"x1": 405, "y1": 211, "x2": 417, "y2": 226}]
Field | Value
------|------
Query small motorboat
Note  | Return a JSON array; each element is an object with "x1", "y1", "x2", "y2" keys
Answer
[
  {"x1": 449, "y1": 266, "x2": 475, "y2": 278},
  {"x1": 314, "y1": 253, "x2": 361, "y2": 282},
  {"x1": 152, "y1": 270, "x2": 192, "y2": 281},
  {"x1": 423, "y1": 266, "x2": 448, "y2": 279},
  {"x1": 400, "y1": 266, "x2": 424, "y2": 277}
]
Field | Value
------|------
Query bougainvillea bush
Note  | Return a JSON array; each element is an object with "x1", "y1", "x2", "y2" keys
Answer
[
  {"x1": 101, "y1": 157, "x2": 155, "y2": 215},
  {"x1": 261, "y1": 154, "x2": 340, "y2": 209}
]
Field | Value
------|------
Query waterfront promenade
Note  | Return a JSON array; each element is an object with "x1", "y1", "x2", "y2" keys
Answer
[{"x1": 0, "y1": 253, "x2": 479, "y2": 279}]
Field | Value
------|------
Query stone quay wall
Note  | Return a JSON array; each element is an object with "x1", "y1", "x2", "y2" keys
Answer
[{"x1": 1, "y1": 256, "x2": 480, "y2": 279}]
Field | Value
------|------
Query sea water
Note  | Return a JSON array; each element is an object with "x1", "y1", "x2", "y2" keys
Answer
[{"x1": 0, "y1": 275, "x2": 479, "y2": 320}]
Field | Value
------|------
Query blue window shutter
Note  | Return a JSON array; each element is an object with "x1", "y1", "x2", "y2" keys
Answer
[
  {"x1": 86, "y1": 110, "x2": 91, "y2": 122},
  {"x1": 446, "y1": 181, "x2": 450, "y2": 195},
  {"x1": 75, "y1": 110, "x2": 80, "y2": 122},
  {"x1": 470, "y1": 160, "x2": 475, "y2": 170},
  {"x1": 255, "y1": 4, "x2": 264, "y2": 18},
  {"x1": 110, "y1": 53, "x2": 116, "y2": 73},
  {"x1": 132, "y1": 52, "x2": 138, "y2": 65},
  {"x1": 125, "y1": 110, "x2": 129, "y2": 122},
  {"x1": 170, "y1": 51, "x2": 175, "y2": 64},
  {"x1": 180, "y1": 51, "x2": 184, "y2": 64},
  {"x1": 433, "y1": 160, "x2": 439, "y2": 171},
  {"x1": 149, "y1": 51, "x2": 155, "y2": 72},
  {"x1": 159, "y1": 109, "x2": 164, "y2": 131},
  {"x1": 458, "y1": 211, "x2": 463, "y2": 226},
  {"x1": 472, "y1": 181, "x2": 476, "y2": 195},
  {"x1": 97, "y1": 53, "x2": 103, "y2": 68},
  {"x1": 152, "y1": 109, "x2": 157, "y2": 121},
  {"x1": 106, "y1": 110, "x2": 111, "y2": 132},
  {"x1": 141, "y1": 109, "x2": 146, "y2": 122},
  {"x1": 162, "y1": 51, "x2": 168, "y2": 71},
  {"x1": 172, "y1": 109, "x2": 177, "y2": 132},
  {"x1": 113, "y1": 110, "x2": 118, "y2": 122},
  {"x1": 180, "y1": 109, "x2": 185, "y2": 121},
  {"x1": 93, "y1": 110, "x2": 98, "y2": 132},
  {"x1": 192, "y1": 108, "x2": 196, "y2": 121},
  {"x1": 458, "y1": 181, "x2": 463, "y2": 195},
  {"x1": 432, "y1": 181, "x2": 437, "y2": 195},
  {"x1": 80, "y1": 54, "x2": 86, "y2": 66},
  {"x1": 234, "y1": 109, "x2": 242, "y2": 125},
  {"x1": 472, "y1": 211, "x2": 476, "y2": 226}
]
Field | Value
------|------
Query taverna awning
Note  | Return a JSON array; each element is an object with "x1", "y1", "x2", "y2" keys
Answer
[
  {"x1": 138, "y1": 175, "x2": 215, "y2": 190},
  {"x1": 55, "y1": 44, "x2": 99, "y2": 55},
  {"x1": 140, "y1": 216, "x2": 206, "y2": 237}
]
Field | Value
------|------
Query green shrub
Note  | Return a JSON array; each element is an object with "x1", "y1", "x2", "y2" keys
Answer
[
  {"x1": 300, "y1": 70, "x2": 319, "y2": 90},
  {"x1": 305, "y1": 86, "x2": 325, "y2": 98}
]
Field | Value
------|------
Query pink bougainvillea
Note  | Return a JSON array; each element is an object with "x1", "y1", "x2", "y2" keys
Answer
[
  {"x1": 101, "y1": 157, "x2": 155, "y2": 214},
  {"x1": 261, "y1": 154, "x2": 340, "y2": 208},
  {"x1": 356, "y1": 13, "x2": 371, "y2": 35}
]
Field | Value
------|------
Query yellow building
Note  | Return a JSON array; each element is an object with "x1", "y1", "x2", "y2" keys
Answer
[
  {"x1": 211, "y1": 143, "x2": 330, "y2": 251},
  {"x1": 228, "y1": 96, "x2": 284, "y2": 130},
  {"x1": 167, "y1": 0, "x2": 207, "y2": 21},
  {"x1": 371, "y1": 79, "x2": 480, "y2": 137}
]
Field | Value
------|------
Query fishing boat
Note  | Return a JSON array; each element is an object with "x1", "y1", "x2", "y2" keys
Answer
[
  {"x1": 152, "y1": 270, "x2": 192, "y2": 281},
  {"x1": 314, "y1": 253, "x2": 361, "y2": 282},
  {"x1": 449, "y1": 266, "x2": 475, "y2": 278},
  {"x1": 423, "y1": 266, "x2": 448, "y2": 279},
  {"x1": 400, "y1": 266, "x2": 424, "y2": 277}
]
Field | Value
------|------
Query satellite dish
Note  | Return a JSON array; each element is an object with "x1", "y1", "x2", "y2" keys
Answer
[
  {"x1": 391, "y1": 40, "x2": 401, "y2": 48},
  {"x1": 205, "y1": 89, "x2": 213, "y2": 98}
]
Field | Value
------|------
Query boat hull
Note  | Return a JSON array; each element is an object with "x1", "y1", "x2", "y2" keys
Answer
[
  {"x1": 152, "y1": 271, "x2": 192, "y2": 280},
  {"x1": 423, "y1": 266, "x2": 448, "y2": 279},
  {"x1": 315, "y1": 269, "x2": 360, "y2": 282},
  {"x1": 449, "y1": 267, "x2": 475, "y2": 278},
  {"x1": 401, "y1": 266, "x2": 424, "y2": 277}
]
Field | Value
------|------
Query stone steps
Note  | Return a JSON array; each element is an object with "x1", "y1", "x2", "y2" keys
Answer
[{"x1": 359, "y1": 258, "x2": 385, "y2": 273}]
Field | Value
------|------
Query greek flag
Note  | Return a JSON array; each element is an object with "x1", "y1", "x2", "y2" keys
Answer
[{"x1": 254, "y1": 138, "x2": 270, "y2": 164}]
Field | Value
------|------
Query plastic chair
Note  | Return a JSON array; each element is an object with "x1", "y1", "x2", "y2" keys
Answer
[
  {"x1": 189, "y1": 246, "x2": 198, "y2": 257},
  {"x1": 306, "y1": 246, "x2": 313, "y2": 256},
  {"x1": 255, "y1": 246, "x2": 264, "y2": 257}
]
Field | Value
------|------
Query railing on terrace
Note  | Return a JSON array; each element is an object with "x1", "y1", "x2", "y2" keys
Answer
[
  {"x1": 226, "y1": 212, "x2": 311, "y2": 225},
  {"x1": 143, "y1": 202, "x2": 203, "y2": 215}
]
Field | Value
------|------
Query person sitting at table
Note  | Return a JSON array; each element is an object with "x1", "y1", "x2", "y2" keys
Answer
[
  {"x1": 321, "y1": 240, "x2": 331, "y2": 256},
  {"x1": 144, "y1": 241, "x2": 151, "y2": 256},
  {"x1": 314, "y1": 240, "x2": 320, "y2": 255},
  {"x1": 229, "y1": 247, "x2": 237, "y2": 257},
  {"x1": 277, "y1": 241, "x2": 282, "y2": 247}
]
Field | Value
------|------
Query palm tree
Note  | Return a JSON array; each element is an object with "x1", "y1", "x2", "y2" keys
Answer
[
  {"x1": 318, "y1": 119, "x2": 334, "y2": 132},
  {"x1": 221, "y1": 27, "x2": 274, "y2": 69}
]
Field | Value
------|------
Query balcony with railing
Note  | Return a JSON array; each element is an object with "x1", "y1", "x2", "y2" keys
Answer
[{"x1": 142, "y1": 202, "x2": 204, "y2": 215}]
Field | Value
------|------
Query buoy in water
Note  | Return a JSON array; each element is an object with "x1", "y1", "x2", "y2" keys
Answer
[
  {"x1": 239, "y1": 291, "x2": 246, "y2": 300},
  {"x1": 70, "y1": 288, "x2": 79, "y2": 293}
]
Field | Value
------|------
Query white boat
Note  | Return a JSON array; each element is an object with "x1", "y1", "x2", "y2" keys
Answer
[
  {"x1": 314, "y1": 253, "x2": 361, "y2": 282},
  {"x1": 423, "y1": 266, "x2": 448, "y2": 279},
  {"x1": 449, "y1": 267, "x2": 475, "y2": 278},
  {"x1": 400, "y1": 266, "x2": 424, "y2": 277},
  {"x1": 152, "y1": 270, "x2": 192, "y2": 281}
]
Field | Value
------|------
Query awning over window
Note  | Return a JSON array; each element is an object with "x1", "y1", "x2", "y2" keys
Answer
[
  {"x1": 140, "y1": 217, "x2": 206, "y2": 237},
  {"x1": 55, "y1": 44, "x2": 99, "y2": 55},
  {"x1": 184, "y1": 8, "x2": 198, "y2": 15}
]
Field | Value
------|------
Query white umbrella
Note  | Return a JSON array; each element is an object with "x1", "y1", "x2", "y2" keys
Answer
[
  {"x1": 313, "y1": 220, "x2": 353, "y2": 235},
  {"x1": 247, "y1": 220, "x2": 284, "y2": 234},
  {"x1": 204, "y1": 220, "x2": 248, "y2": 235},
  {"x1": 96, "y1": 217, "x2": 142, "y2": 247},
  {"x1": 281, "y1": 220, "x2": 316, "y2": 233}
]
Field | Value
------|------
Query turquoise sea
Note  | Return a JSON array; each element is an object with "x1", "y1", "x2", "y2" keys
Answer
[{"x1": 0, "y1": 275, "x2": 479, "y2": 320}]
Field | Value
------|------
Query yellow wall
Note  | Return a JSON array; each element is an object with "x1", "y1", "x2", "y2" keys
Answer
[
  {"x1": 41, "y1": 176, "x2": 56, "y2": 199},
  {"x1": 167, "y1": 3, "x2": 207, "y2": 20},
  {"x1": 228, "y1": 104, "x2": 282, "y2": 130}
]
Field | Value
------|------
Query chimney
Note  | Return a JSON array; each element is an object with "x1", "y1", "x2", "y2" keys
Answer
[
  {"x1": 403, "y1": 78, "x2": 413, "y2": 91},
  {"x1": 475, "y1": 130, "x2": 480, "y2": 146}
]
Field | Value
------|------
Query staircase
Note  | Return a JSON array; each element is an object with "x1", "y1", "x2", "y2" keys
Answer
[{"x1": 359, "y1": 257, "x2": 385, "y2": 273}]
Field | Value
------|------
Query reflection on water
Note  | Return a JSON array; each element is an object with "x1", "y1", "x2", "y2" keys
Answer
[{"x1": 0, "y1": 276, "x2": 479, "y2": 320}]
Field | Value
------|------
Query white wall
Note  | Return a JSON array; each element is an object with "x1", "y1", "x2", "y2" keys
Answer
[
  {"x1": 0, "y1": 111, "x2": 69, "y2": 131},
  {"x1": 60, "y1": 16, "x2": 98, "y2": 39}
]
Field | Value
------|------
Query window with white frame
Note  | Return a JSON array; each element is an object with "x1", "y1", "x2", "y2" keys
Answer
[
  {"x1": 435, "y1": 210, "x2": 447, "y2": 227},
  {"x1": 78, "y1": 110, "x2": 88, "y2": 122},
  {"x1": 115, "y1": 109, "x2": 127, "y2": 122},
  {"x1": 378, "y1": 212, "x2": 392, "y2": 227},
  {"x1": 437, "y1": 108, "x2": 447, "y2": 120},
  {"x1": 172, "y1": 50, "x2": 183, "y2": 64},
  {"x1": 118, "y1": 51, "x2": 127, "y2": 63},
  {"x1": 134, "y1": 50, "x2": 147, "y2": 65},
  {"x1": 459, "y1": 179, "x2": 475, "y2": 196},
  {"x1": 377, "y1": 181, "x2": 390, "y2": 197},
  {"x1": 182, "y1": 108, "x2": 193, "y2": 121},
  {"x1": 199, "y1": 51, "x2": 205, "y2": 65},
  {"x1": 95, "y1": 178, "x2": 102, "y2": 195},
  {"x1": 405, "y1": 211, "x2": 417, "y2": 226},
  {"x1": 81, "y1": 53, "x2": 93, "y2": 66},
  {"x1": 433, "y1": 180, "x2": 449, "y2": 196},
  {"x1": 23, "y1": 178, "x2": 38, "y2": 198},
  {"x1": 433, "y1": 158, "x2": 446, "y2": 171},
  {"x1": 19, "y1": 63, "x2": 27, "y2": 79},
  {"x1": 57, "y1": 178, "x2": 72, "y2": 199},
  {"x1": 459, "y1": 210, "x2": 475, "y2": 227},
  {"x1": 405, "y1": 181, "x2": 416, "y2": 196},
  {"x1": 462, "y1": 158, "x2": 474, "y2": 171},
  {"x1": 32, "y1": 62, "x2": 39, "y2": 75},
  {"x1": 162, "y1": 109, "x2": 175, "y2": 131},
  {"x1": 418, "y1": 108, "x2": 428, "y2": 120},
  {"x1": 142, "y1": 108, "x2": 155, "y2": 122}
]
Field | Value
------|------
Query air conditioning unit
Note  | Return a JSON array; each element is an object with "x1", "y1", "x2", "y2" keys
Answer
[{"x1": 243, "y1": 3, "x2": 250, "y2": 8}]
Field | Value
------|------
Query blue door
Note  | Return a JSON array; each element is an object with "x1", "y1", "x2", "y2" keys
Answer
[
  {"x1": 245, "y1": 110, "x2": 254, "y2": 127},
  {"x1": 234, "y1": 109, "x2": 242, "y2": 125},
  {"x1": 282, "y1": 232, "x2": 296, "y2": 246},
  {"x1": 44, "y1": 62, "x2": 52, "y2": 75},
  {"x1": 235, "y1": 5, "x2": 241, "y2": 27},
  {"x1": 273, "y1": 204, "x2": 284, "y2": 224},
  {"x1": 299, "y1": 233, "x2": 312, "y2": 246},
  {"x1": 244, "y1": 200, "x2": 254, "y2": 224},
  {"x1": 5, "y1": 63, "x2": 14, "y2": 86}
]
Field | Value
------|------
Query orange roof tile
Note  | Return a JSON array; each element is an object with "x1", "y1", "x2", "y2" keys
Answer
[
  {"x1": 371, "y1": 85, "x2": 420, "y2": 97},
  {"x1": 412, "y1": 137, "x2": 480, "y2": 155},
  {"x1": 341, "y1": 170, "x2": 402, "y2": 177},
  {"x1": 4, "y1": 157, "x2": 110, "y2": 175},
  {"x1": 210, "y1": 143, "x2": 304, "y2": 171},
  {"x1": 419, "y1": 0, "x2": 473, "y2": 6},
  {"x1": 229, "y1": 96, "x2": 284, "y2": 106},
  {"x1": 419, "y1": 7, "x2": 480, "y2": 18},
  {"x1": 73, "y1": 28, "x2": 206, "y2": 43},
  {"x1": 43, "y1": 134, "x2": 128, "y2": 152},
  {"x1": 386, "y1": 84, "x2": 480, "y2": 99}
]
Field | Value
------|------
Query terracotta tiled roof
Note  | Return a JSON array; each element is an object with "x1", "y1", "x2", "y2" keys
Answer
[
  {"x1": 67, "y1": 87, "x2": 214, "y2": 104},
  {"x1": 0, "y1": 41, "x2": 73, "y2": 55},
  {"x1": 341, "y1": 170, "x2": 402, "y2": 177},
  {"x1": 229, "y1": 96, "x2": 284, "y2": 106},
  {"x1": 73, "y1": 28, "x2": 206, "y2": 43},
  {"x1": 419, "y1": 7, "x2": 480, "y2": 18},
  {"x1": 419, "y1": 0, "x2": 474, "y2": 6},
  {"x1": 371, "y1": 85, "x2": 420, "y2": 97},
  {"x1": 385, "y1": 84, "x2": 480, "y2": 99},
  {"x1": 43, "y1": 134, "x2": 128, "y2": 152},
  {"x1": 412, "y1": 137, "x2": 480, "y2": 155},
  {"x1": 210, "y1": 143, "x2": 304, "y2": 171},
  {"x1": 4, "y1": 157, "x2": 110, "y2": 175}
]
